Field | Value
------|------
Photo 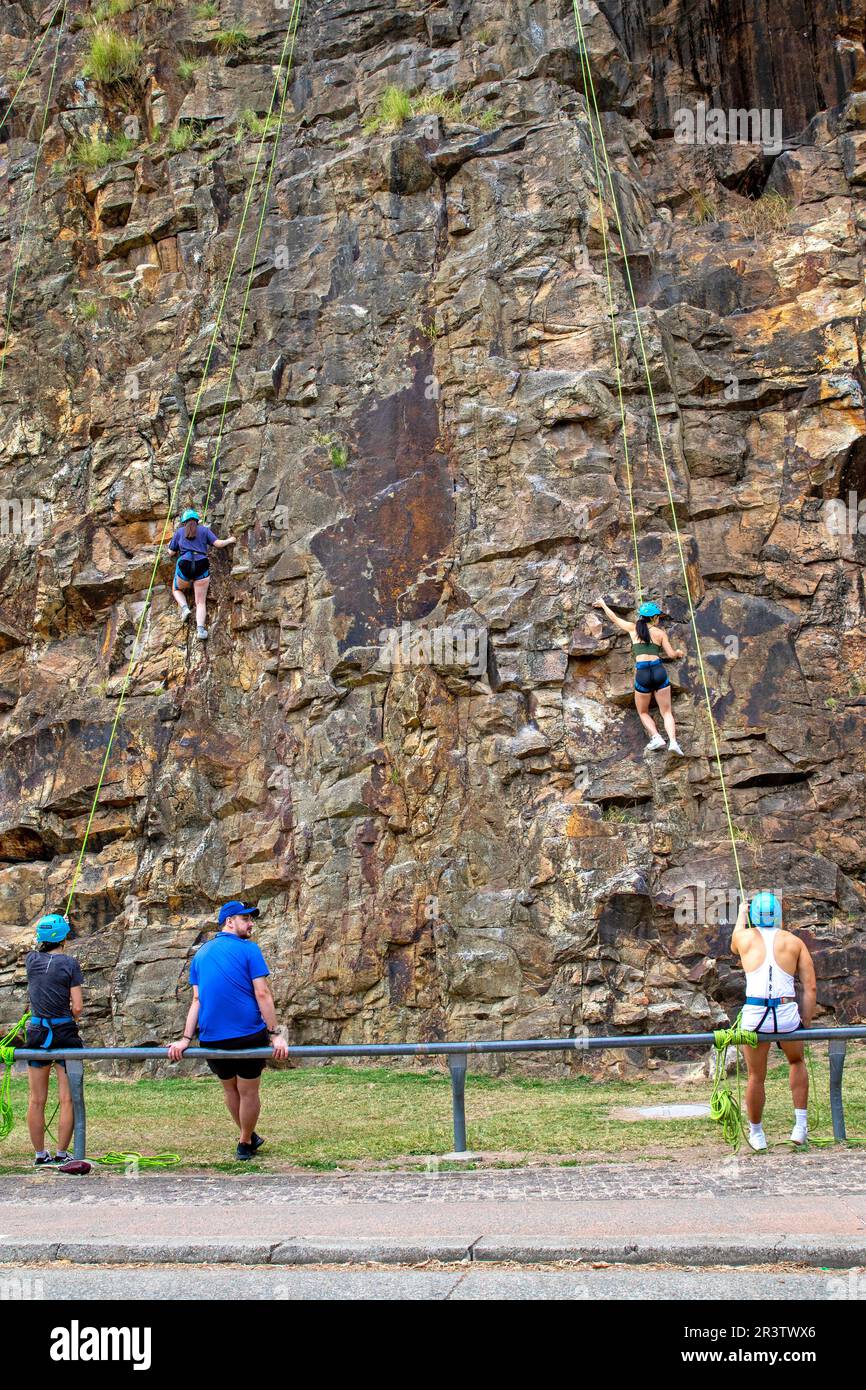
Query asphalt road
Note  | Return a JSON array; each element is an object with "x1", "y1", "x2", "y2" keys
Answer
[{"x1": 2, "y1": 1263, "x2": 863, "y2": 1300}]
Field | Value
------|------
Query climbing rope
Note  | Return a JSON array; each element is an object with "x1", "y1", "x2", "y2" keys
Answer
[
  {"x1": 572, "y1": 23, "x2": 641, "y2": 600},
  {"x1": 202, "y1": 0, "x2": 304, "y2": 520},
  {"x1": 0, "y1": 1011, "x2": 31, "y2": 1139},
  {"x1": 63, "y1": 0, "x2": 308, "y2": 914},
  {"x1": 0, "y1": 0, "x2": 66, "y2": 139},
  {"x1": 0, "y1": 0, "x2": 68, "y2": 393},
  {"x1": 571, "y1": 1, "x2": 745, "y2": 896},
  {"x1": 710, "y1": 1022, "x2": 757, "y2": 1150},
  {"x1": 94, "y1": 1151, "x2": 181, "y2": 1169}
]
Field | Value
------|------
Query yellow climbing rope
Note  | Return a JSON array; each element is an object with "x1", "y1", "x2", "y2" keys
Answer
[
  {"x1": 0, "y1": 0, "x2": 66, "y2": 136},
  {"x1": 571, "y1": 1, "x2": 745, "y2": 898},
  {"x1": 710, "y1": 1022, "x2": 757, "y2": 1150},
  {"x1": 0, "y1": 0, "x2": 68, "y2": 393},
  {"x1": 202, "y1": 0, "x2": 304, "y2": 520},
  {"x1": 0, "y1": 1012, "x2": 31, "y2": 1139},
  {"x1": 63, "y1": 1, "x2": 307, "y2": 914}
]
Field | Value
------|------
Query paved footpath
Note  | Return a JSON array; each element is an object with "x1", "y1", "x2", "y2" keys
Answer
[{"x1": 3, "y1": 1149, "x2": 866, "y2": 1267}]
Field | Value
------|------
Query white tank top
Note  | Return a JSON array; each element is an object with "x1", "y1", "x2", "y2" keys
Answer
[{"x1": 745, "y1": 927, "x2": 796, "y2": 1000}]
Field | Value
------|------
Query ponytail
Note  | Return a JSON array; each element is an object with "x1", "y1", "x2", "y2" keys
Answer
[
  {"x1": 184, "y1": 518, "x2": 199, "y2": 541},
  {"x1": 635, "y1": 616, "x2": 651, "y2": 644}
]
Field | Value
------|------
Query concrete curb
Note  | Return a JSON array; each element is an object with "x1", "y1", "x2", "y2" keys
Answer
[{"x1": 4, "y1": 1235, "x2": 866, "y2": 1268}]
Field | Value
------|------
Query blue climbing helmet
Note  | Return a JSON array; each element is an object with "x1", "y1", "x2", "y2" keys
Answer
[
  {"x1": 749, "y1": 892, "x2": 782, "y2": 928},
  {"x1": 180, "y1": 508, "x2": 200, "y2": 523},
  {"x1": 638, "y1": 601, "x2": 662, "y2": 618},
  {"x1": 35, "y1": 913, "x2": 71, "y2": 944}
]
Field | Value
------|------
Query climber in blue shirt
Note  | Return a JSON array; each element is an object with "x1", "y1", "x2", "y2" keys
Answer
[{"x1": 167, "y1": 508, "x2": 236, "y2": 641}]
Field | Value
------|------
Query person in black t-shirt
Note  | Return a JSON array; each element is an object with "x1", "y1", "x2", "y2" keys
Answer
[{"x1": 25, "y1": 914, "x2": 84, "y2": 1166}]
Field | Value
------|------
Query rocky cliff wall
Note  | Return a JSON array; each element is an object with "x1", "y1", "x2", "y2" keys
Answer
[{"x1": 0, "y1": 0, "x2": 864, "y2": 1064}]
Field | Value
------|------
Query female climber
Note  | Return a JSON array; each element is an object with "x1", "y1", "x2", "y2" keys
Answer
[
  {"x1": 595, "y1": 597, "x2": 686, "y2": 754},
  {"x1": 168, "y1": 508, "x2": 236, "y2": 641}
]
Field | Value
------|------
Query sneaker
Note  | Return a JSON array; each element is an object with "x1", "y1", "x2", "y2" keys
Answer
[
  {"x1": 196, "y1": 625, "x2": 208, "y2": 641},
  {"x1": 668, "y1": 740, "x2": 684, "y2": 755},
  {"x1": 790, "y1": 1123, "x2": 808, "y2": 1146},
  {"x1": 179, "y1": 604, "x2": 191, "y2": 622},
  {"x1": 236, "y1": 1141, "x2": 255, "y2": 1162},
  {"x1": 747, "y1": 1129, "x2": 768, "y2": 1153},
  {"x1": 645, "y1": 734, "x2": 666, "y2": 752},
  {"x1": 249, "y1": 1132, "x2": 265, "y2": 1153},
  {"x1": 54, "y1": 1150, "x2": 70, "y2": 1163},
  {"x1": 33, "y1": 1151, "x2": 53, "y2": 1166}
]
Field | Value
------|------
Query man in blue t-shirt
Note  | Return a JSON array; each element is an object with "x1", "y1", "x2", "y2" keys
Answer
[{"x1": 168, "y1": 902, "x2": 288, "y2": 1160}]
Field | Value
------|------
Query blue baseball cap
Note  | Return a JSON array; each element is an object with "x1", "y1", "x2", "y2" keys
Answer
[
  {"x1": 749, "y1": 892, "x2": 782, "y2": 928},
  {"x1": 638, "y1": 601, "x2": 662, "y2": 618},
  {"x1": 218, "y1": 901, "x2": 260, "y2": 925},
  {"x1": 36, "y1": 913, "x2": 71, "y2": 943},
  {"x1": 180, "y1": 508, "x2": 200, "y2": 523}
]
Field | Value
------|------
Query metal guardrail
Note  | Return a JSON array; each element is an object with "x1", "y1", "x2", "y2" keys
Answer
[{"x1": 10, "y1": 1027, "x2": 866, "y2": 1162}]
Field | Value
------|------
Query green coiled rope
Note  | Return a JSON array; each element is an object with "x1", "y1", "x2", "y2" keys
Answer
[
  {"x1": 95, "y1": 1151, "x2": 181, "y2": 1169},
  {"x1": 0, "y1": 1012, "x2": 31, "y2": 1139},
  {"x1": 711, "y1": 1023, "x2": 758, "y2": 1151}
]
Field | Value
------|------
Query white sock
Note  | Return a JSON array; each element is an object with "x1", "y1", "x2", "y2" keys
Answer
[
  {"x1": 794, "y1": 1109, "x2": 808, "y2": 1129},
  {"x1": 749, "y1": 1122, "x2": 764, "y2": 1137}
]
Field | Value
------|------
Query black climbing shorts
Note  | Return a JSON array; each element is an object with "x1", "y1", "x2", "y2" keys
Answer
[
  {"x1": 204, "y1": 1030, "x2": 270, "y2": 1081},
  {"x1": 26, "y1": 1021, "x2": 83, "y2": 1070},
  {"x1": 634, "y1": 659, "x2": 670, "y2": 694}
]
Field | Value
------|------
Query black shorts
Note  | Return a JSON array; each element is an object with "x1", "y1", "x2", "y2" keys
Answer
[
  {"x1": 26, "y1": 1022, "x2": 83, "y2": 1070},
  {"x1": 634, "y1": 659, "x2": 670, "y2": 694},
  {"x1": 204, "y1": 1030, "x2": 269, "y2": 1080}
]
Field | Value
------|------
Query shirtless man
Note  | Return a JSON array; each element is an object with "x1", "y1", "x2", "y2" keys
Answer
[{"x1": 731, "y1": 892, "x2": 817, "y2": 1151}]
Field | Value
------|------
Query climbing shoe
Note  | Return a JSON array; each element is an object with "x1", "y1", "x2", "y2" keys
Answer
[
  {"x1": 179, "y1": 604, "x2": 191, "y2": 622},
  {"x1": 645, "y1": 734, "x2": 666, "y2": 752},
  {"x1": 236, "y1": 1141, "x2": 255, "y2": 1161},
  {"x1": 33, "y1": 1151, "x2": 53, "y2": 1166},
  {"x1": 196, "y1": 625, "x2": 208, "y2": 641},
  {"x1": 250, "y1": 1132, "x2": 265, "y2": 1153},
  {"x1": 668, "y1": 740, "x2": 684, "y2": 755}
]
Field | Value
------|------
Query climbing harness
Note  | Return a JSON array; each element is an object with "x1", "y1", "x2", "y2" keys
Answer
[
  {"x1": 28, "y1": 1015, "x2": 73, "y2": 1050},
  {"x1": 62, "y1": 0, "x2": 307, "y2": 915},
  {"x1": 0, "y1": 0, "x2": 68, "y2": 393}
]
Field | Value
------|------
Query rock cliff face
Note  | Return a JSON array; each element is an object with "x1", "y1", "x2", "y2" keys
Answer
[{"x1": 1, "y1": 0, "x2": 864, "y2": 1063}]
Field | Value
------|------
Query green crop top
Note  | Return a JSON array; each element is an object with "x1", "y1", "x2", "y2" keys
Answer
[{"x1": 631, "y1": 640, "x2": 663, "y2": 658}]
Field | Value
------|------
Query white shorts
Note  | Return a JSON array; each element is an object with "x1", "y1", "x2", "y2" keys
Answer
[{"x1": 741, "y1": 1000, "x2": 801, "y2": 1035}]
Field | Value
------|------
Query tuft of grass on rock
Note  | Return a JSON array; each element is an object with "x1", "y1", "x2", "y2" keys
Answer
[
  {"x1": 67, "y1": 132, "x2": 137, "y2": 169},
  {"x1": 215, "y1": 25, "x2": 251, "y2": 55},
  {"x1": 364, "y1": 85, "x2": 464, "y2": 133},
  {"x1": 177, "y1": 55, "x2": 204, "y2": 82},
  {"x1": 235, "y1": 107, "x2": 281, "y2": 141},
  {"x1": 194, "y1": 1, "x2": 218, "y2": 17},
  {"x1": 169, "y1": 125, "x2": 197, "y2": 152},
  {"x1": 733, "y1": 190, "x2": 790, "y2": 237},
  {"x1": 83, "y1": 25, "x2": 143, "y2": 84},
  {"x1": 688, "y1": 189, "x2": 719, "y2": 224}
]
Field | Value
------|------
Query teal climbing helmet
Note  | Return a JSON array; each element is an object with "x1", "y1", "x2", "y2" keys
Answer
[
  {"x1": 749, "y1": 892, "x2": 782, "y2": 928},
  {"x1": 180, "y1": 508, "x2": 200, "y2": 523},
  {"x1": 638, "y1": 601, "x2": 662, "y2": 618},
  {"x1": 35, "y1": 913, "x2": 71, "y2": 943}
]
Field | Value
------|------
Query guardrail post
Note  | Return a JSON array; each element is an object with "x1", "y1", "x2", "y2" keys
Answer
[
  {"x1": 66, "y1": 1059, "x2": 86, "y2": 1160},
  {"x1": 828, "y1": 1038, "x2": 847, "y2": 1142},
  {"x1": 448, "y1": 1056, "x2": 468, "y2": 1154}
]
